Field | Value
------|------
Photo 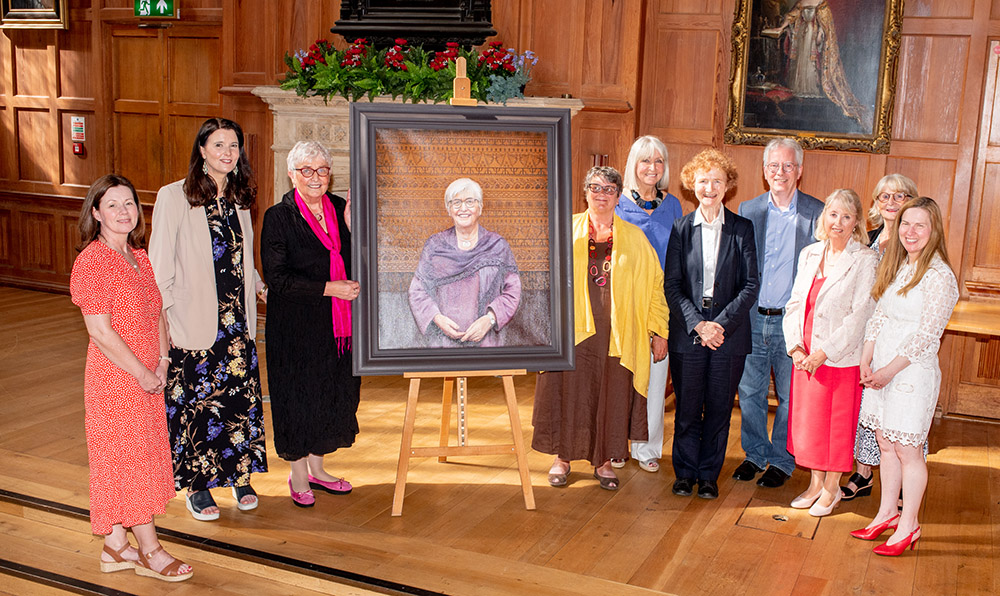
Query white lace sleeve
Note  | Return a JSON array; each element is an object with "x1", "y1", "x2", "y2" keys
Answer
[
  {"x1": 864, "y1": 298, "x2": 888, "y2": 342},
  {"x1": 896, "y1": 263, "x2": 959, "y2": 363}
]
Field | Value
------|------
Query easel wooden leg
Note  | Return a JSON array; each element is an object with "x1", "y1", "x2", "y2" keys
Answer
[
  {"x1": 503, "y1": 375, "x2": 536, "y2": 510},
  {"x1": 392, "y1": 377, "x2": 421, "y2": 517},
  {"x1": 438, "y1": 377, "x2": 454, "y2": 463}
]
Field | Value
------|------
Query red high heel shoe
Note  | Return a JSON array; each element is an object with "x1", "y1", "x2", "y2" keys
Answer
[
  {"x1": 849, "y1": 514, "x2": 900, "y2": 540},
  {"x1": 873, "y1": 526, "x2": 920, "y2": 556}
]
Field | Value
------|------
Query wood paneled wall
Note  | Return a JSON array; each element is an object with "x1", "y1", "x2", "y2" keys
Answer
[{"x1": 1, "y1": 0, "x2": 999, "y2": 417}]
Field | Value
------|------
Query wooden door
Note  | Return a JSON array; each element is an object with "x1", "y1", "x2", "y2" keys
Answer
[
  {"x1": 108, "y1": 24, "x2": 221, "y2": 203},
  {"x1": 943, "y1": 38, "x2": 1000, "y2": 419}
]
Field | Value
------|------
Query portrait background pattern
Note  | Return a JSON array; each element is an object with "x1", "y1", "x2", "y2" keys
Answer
[{"x1": 373, "y1": 128, "x2": 552, "y2": 349}]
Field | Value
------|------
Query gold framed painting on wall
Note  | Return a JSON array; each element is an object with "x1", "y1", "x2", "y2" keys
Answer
[
  {"x1": 725, "y1": 0, "x2": 905, "y2": 153},
  {"x1": 0, "y1": 0, "x2": 68, "y2": 29}
]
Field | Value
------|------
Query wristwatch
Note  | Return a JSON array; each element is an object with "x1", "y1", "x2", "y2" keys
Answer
[{"x1": 487, "y1": 310, "x2": 497, "y2": 328}]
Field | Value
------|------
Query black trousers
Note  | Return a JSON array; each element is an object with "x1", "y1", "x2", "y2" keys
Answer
[{"x1": 669, "y1": 348, "x2": 747, "y2": 482}]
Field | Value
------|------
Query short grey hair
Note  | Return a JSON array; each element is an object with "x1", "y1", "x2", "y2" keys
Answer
[
  {"x1": 583, "y1": 166, "x2": 623, "y2": 194},
  {"x1": 444, "y1": 178, "x2": 483, "y2": 212},
  {"x1": 762, "y1": 137, "x2": 803, "y2": 167},
  {"x1": 286, "y1": 140, "x2": 332, "y2": 172},
  {"x1": 869, "y1": 173, "x2": 918, "y2": 227},
  {"x1": 622, "y1": 135, "x2": 669, "y2": 192}
]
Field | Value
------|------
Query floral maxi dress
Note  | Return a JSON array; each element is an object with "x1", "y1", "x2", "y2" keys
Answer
[{"x1": 165, "y1": 199, "x2": 267, "y2": 491}]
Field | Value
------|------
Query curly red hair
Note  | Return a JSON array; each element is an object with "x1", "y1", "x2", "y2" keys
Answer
[{"x1": 679, "y1": 148, "x2": 739, "y2": 190}]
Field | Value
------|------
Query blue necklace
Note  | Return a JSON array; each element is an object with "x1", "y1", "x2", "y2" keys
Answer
[{"x1": 632, "y1": 189, "x2": 663, "y2": 210}]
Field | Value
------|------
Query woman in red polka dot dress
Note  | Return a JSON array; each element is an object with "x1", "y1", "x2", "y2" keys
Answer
[{"x1": 70, "y1": 175, "x2": 193, "y2": 582}]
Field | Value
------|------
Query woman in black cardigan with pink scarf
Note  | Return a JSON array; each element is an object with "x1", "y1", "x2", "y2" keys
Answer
[{"x1": 261, "y1": 140, "x2": 360, "y2": 508}]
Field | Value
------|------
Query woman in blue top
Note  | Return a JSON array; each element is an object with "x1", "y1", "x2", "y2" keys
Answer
[{"x1": 613, "y1": 135, "x2": 684, "y2": 473}]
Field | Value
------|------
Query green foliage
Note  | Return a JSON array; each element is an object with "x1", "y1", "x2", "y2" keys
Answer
[{"x1": 278, "y1": 39, "x2": 535, "y2": 105}]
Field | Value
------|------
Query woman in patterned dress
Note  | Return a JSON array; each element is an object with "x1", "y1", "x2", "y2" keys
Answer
[
  {"x1": 149, "y1": 118, "x2": 268, "y2": 521},
  {"x1": 851, "y1": 197, "x2": 959, "y2": 556},
  {"x1": 71, "y1": 174, "x2": 192, "y2": 581}
]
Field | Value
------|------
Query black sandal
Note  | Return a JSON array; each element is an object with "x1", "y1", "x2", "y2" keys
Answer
[
  {"x1": 232, "y1": 485, "x2": 258, "y2": 511},
  {"x1": 840, "y1": 472, "x2": 873, "y2": 501},
  {"x1": 185, "y1": 490, "x2": 220, "y2": 521}
]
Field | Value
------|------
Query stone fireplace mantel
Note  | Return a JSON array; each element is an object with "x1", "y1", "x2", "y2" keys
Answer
[{"x1": 251, "y1": 86, "x2": 584, "y2": 203}]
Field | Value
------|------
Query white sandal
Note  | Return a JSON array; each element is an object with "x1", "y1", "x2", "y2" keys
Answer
[{"x1": 638, "y1": 459, "x2": 660, "y2": 473}]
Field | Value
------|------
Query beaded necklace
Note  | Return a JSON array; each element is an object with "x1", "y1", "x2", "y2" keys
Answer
[
  {"x1": 588, "y1": 218, "x2": 613, "y2": 287},
  {"x1": 631, "y1": 188, "x2": 664, "y2": 211}
]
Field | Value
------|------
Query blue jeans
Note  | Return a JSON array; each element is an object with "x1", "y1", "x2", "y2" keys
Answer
[{"x1": 737, "y1": 310, "x2": 794, "y2": 475}]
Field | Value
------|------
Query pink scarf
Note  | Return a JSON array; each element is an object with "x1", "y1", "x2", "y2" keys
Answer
[{"x1": 294, "y1": 190, "x2": 351, "y2": 354}]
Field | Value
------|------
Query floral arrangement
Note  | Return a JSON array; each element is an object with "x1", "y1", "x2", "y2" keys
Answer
[{"x1": 280, "y1": 38, "x2": 537, "y2": 105}]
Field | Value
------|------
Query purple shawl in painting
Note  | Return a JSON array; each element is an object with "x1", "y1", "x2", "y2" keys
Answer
[{"x1": 408, "y1": 226, "x2": 521, "y2": 347}]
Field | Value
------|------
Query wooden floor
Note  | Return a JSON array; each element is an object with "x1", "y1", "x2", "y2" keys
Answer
[{"x1": 1, "y1": 285, "x2": 998, "y2": 595}]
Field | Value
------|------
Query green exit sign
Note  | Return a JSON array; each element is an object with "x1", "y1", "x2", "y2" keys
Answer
[{"x1": 135, "y1": 0, "x2": 176, "y2": 18}]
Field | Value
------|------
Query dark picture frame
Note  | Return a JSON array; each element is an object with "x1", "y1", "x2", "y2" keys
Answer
[
  {"x1": 0, "y1": 0, "x2": 68, "y2": 29},
  {"x1": 350, "y1": 103, "x2": 575, "y2": 375},
  {"x1": 725, "y1": 0, "x2": 905, "y2": 153}
]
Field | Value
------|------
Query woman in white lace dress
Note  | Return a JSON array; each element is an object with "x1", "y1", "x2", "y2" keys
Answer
[{"x1": 851, "y1": 197, "x2": 958, "y2": 556}]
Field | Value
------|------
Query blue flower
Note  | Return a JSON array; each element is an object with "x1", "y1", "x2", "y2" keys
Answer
[
  {"x1": 195, "y1": 360, "x2": 209, "y2": 375},
  {"x1": 212, "y1": 237, "x2": 226, "y2": 260},
  {"x1": 207, "y1": 479, "x2": 219, "y2": 489},
  {"x1": 222, "y1": 448, "x2": 234, "y2": 458}
]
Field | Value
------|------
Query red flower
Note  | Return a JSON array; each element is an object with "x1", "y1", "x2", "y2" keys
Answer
[
  {"x1": 354, "y1": 38, "x2": 367, "y2": 44},
  {"x1": 395, "y1": 38, "x2": 407, "y2": 45},
  {"x1": 446, "y1": 42, "x2": 459, "y2": 49}
]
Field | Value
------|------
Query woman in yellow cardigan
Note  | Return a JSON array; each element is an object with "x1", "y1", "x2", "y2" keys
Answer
[{"x1": 532, "y1": 166, "x2": 669, "y2": 491}]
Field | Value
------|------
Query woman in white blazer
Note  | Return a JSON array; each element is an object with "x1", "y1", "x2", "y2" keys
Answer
[
  {"x1": 782, "y1": 189, "x2": 877, "y2": 516},
  {"x1": 148, "y1": 118, "x2": 268, "y2": 521}
]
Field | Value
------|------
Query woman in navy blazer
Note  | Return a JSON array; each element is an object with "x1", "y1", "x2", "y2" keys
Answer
[{"x1": 664, "y1": 149, "x2": 759, "y2": 499}]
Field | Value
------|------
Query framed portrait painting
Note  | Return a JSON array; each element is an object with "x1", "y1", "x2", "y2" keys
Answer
[
  {"x1": 725, "y1": 0, "x2": 905, "y2": 153},
  {"x1": 0, "y1": 0, "x2": 68, "y2": 29},
  {"x1": 349, "y1": 103, "x2": 575, "y2": 375}
]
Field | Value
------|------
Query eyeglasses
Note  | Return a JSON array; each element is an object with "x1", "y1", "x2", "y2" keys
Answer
[
  {"x1": 877, "y1": 192, "x2": 911, "y2": 204},
  {"x1": 294, "y1": 166, "x2": 331, "y2": 178},
  {"x1": 447, "y1": 197, "x2": 480, "y2": 210},
  {"x1": 765, "y1": 162, "x2": 799, "y2": 174},
  {"x1": 586, "y1": 183, "x2": 620, "y2": 196}
]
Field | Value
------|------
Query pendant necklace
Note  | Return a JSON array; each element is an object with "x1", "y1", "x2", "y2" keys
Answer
[{"x1": 588, "y1": 218, "x2": 613, "y2": 286}]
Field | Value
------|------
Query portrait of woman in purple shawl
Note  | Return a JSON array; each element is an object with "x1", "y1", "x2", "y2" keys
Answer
[{"x1": 408, "y1": 178, "x2": 522, "y2": 347}]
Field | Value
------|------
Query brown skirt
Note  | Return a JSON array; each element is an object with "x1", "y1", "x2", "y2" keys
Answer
[{"x1": 531, "y1": 259, "x2": 646, "y2": 465}]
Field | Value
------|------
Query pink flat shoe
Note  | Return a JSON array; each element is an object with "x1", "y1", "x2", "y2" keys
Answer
[
  {"x1": 308, "y1": 474, "x2": 352, "y2": 495},
  {"x1": 288, "y1": 475, "x2": 315, "y2": 507}
]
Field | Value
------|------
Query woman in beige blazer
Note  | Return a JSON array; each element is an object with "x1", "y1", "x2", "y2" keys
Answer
[
  {"x1": 149, "y1": 118, "x2": 268, "y2": 522},
  {"x1": 782, "y1": 189, "x2": 877, "y2": 516}
]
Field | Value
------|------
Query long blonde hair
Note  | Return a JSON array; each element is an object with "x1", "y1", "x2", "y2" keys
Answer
[
  {"x1": 815, "y1": 189, "x2": 867, "y2": 245},
  {"x1": 871, "y1": 197, "x2": 952, "y2": 300}
]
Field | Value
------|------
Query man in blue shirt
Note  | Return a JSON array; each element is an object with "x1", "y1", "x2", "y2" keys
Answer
[
  {"x1": 733, "y1": 138, "x2": 824, "y2": 488},
  {"x1": 614, "y1": 135, "x2": 683, "y2": 473}
]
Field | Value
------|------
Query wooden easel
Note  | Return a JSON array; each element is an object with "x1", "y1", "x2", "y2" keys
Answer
[{"x1": 391, "y1": 369, "x2": 536, "y2": 516}]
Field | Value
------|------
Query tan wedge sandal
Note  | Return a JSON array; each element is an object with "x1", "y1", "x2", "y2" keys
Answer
[
  {"x1": 134, "y1": 545, "x2": 193, "y2": 582},
  {"x1": 99, "y1": 542, "x2": 135, "y2": 573}
]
